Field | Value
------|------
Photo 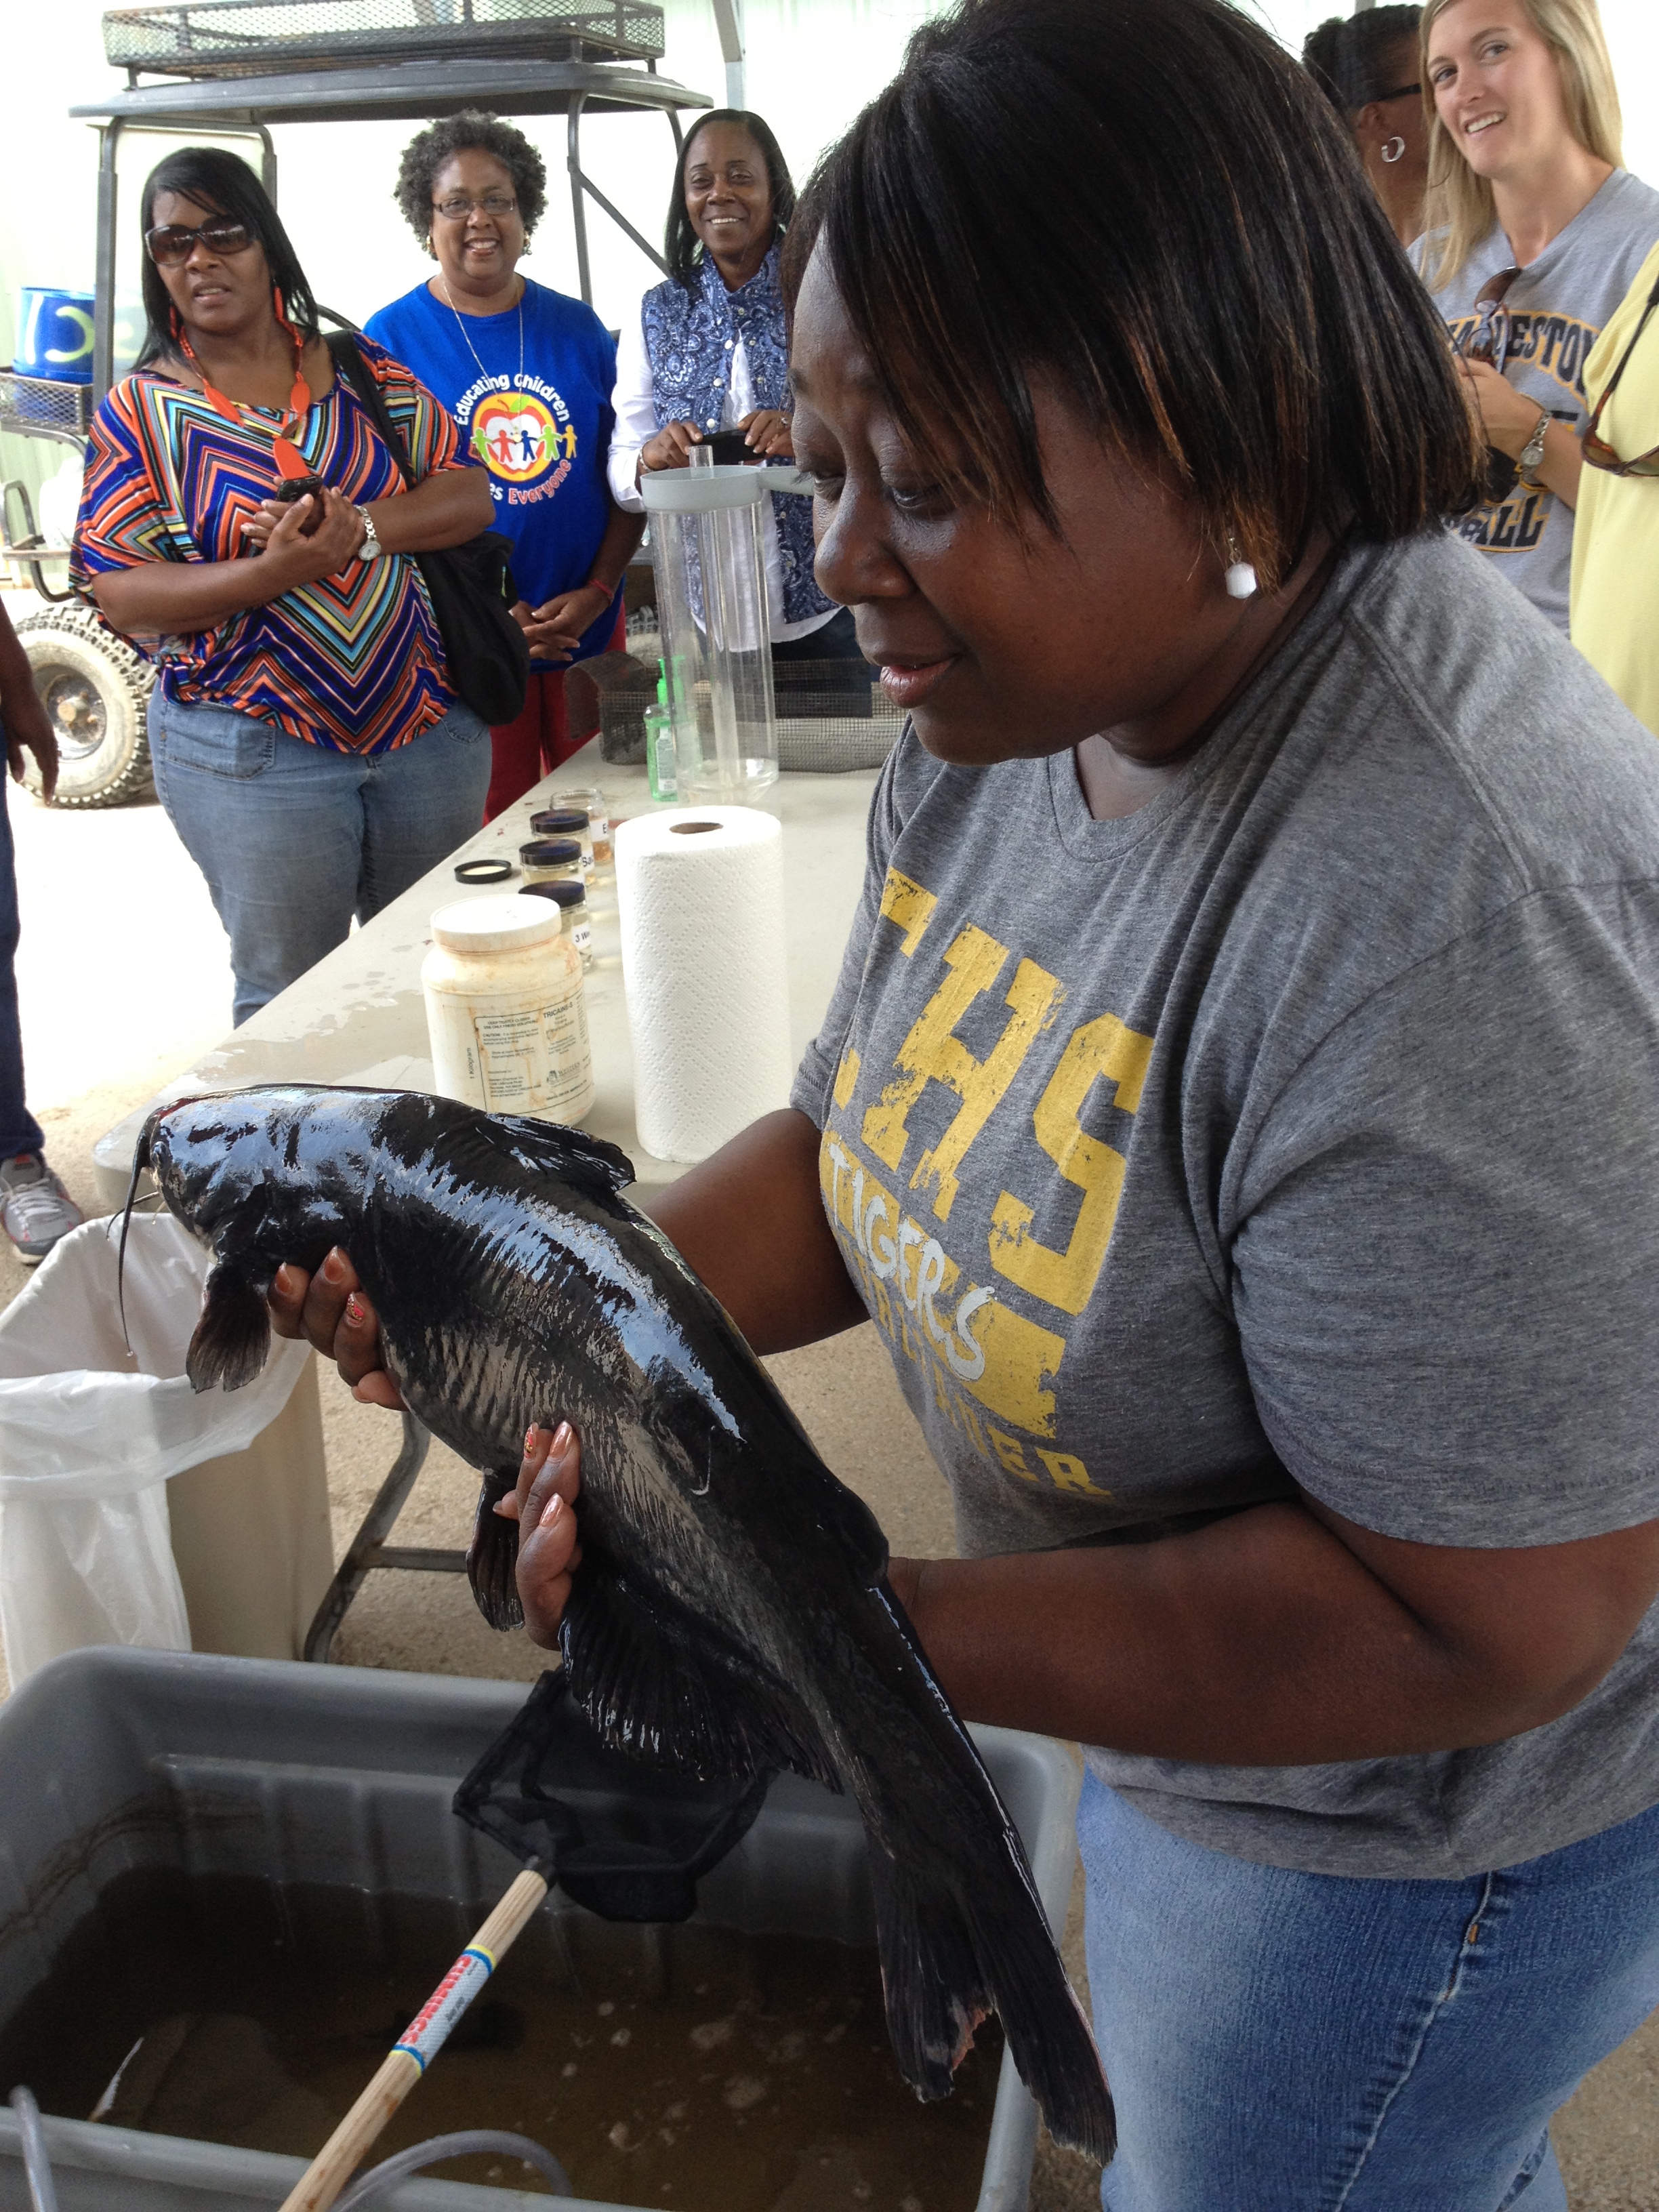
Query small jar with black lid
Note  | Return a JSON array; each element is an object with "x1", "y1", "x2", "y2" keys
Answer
[
  {"x1": 520, "y1": 876, "x2": 592, "y2": 968},
  {"x1": 519, "y1": 836, "x2": 583, "y2": 885},
  {"x1": 529, "y1": 806, "x2": 594, "y2": 880}
]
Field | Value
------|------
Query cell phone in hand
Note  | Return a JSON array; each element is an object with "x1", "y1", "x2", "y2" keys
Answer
[
  {"x1": 274, "y1": 475, "x2": 328, "y2": 536},
  {"x1": 705, "y1": 430, "x2": 757, "y2": 466}
]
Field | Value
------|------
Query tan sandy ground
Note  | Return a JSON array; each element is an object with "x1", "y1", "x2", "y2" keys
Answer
[{"x1": 3, "y1": 1075, "x2": 1656, "y2": 2211}]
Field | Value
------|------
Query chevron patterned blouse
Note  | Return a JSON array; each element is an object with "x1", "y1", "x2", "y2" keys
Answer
[{"x1": 73, "y1": 337, "x2": 470, "y2": 754}]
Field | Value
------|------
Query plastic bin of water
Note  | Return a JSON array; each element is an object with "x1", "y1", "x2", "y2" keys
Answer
[{"x1": 0, "y1": 1649, "x2": 1083, "y2": 2211}]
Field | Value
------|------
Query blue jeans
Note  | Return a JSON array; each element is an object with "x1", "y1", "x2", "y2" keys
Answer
[
  {"x1": 149, "y1": 691, "x2": 491, "y2": 1025},
  {"x1": 0, "y1": 766, "x2": 43, "y2": 1159},
  {"x1": 1080, "y1": 1773, "x2": 1659, "y2": 2211}
]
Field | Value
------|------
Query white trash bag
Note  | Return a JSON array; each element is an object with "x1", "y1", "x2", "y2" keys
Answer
[{"x1": 0, "y1": 1212, "x2": 309, "y2": 1682}]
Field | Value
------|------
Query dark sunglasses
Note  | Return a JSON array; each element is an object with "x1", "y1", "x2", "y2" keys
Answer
[
  {"x1": 144, "y1": 218, "x2": 255, "y2": 267},
  {"x1": 1580, "y1": 276, "x2": 1659, "y2": 479},
  {"x1": 1374, "y1": 79, "x2": 1422, "y2": 101},
  {"x1": 1459, "y1": 264, "x2": 1521, "y2": 377}
]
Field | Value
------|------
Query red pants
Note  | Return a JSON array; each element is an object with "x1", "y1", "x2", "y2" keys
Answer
[{"x1": 484, "y1": 608, "x2": 627, "y2": 822}]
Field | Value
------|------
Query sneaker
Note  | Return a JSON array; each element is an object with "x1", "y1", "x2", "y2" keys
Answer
[{"x1": 0, "y1": 1153, "x2": 83, "y2": 1265}]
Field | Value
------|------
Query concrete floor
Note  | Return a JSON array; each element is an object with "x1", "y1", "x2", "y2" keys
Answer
[{"x1": 2, "y1": 758, "x2": 1656, "y2": 2210}]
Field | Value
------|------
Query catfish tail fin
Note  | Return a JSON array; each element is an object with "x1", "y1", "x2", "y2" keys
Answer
[
  {"x1": 468, "y1": 1467, "x2": 525, "y2": 1631},
  {"x1": 867, "y1": 1833, "x2": 1115, "y2": 2163}
]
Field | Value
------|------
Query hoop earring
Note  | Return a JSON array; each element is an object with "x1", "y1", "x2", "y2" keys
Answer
[
  {"x1": 1381, "y1": 134, "x2": 1407, "y2": 164},
  {"x1": 1224, "y1": 537, "x2": 1258, "y2": 600}
]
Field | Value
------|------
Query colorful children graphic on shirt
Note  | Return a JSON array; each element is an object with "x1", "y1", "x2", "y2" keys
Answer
[{"x1": 461, "y1": 375, "x2": 577, "y2": 506}]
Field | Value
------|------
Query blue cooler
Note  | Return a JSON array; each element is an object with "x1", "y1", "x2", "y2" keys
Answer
[{"x1": 13, "y1": 288, "x2": 96, "y2": 384}]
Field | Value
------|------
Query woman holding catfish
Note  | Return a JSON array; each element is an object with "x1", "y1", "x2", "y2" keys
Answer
[{"x1": 276, "y1": 3, "x2": 1659, "y2": 2202}]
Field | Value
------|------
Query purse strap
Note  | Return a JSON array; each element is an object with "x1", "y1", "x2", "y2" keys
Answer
[{"x1": 325, "y1": 329, "x2": 417, "y2": 489}]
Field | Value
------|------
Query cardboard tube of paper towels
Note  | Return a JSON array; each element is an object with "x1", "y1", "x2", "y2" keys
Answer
[{"x1": 615, "y1": 807, "x2": 794, "y2": 1162}]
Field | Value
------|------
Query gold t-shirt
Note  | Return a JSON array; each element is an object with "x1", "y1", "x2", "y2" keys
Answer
[{"x1": 1570, "y1": 239, "x2": 1659, "y2": 735}]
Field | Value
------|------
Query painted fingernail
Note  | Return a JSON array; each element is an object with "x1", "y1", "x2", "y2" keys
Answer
[
  {"x1": 525, "y1": 1425, "x2": 539, "y2": 1454},
  {"x1": 344, "y1": 1296, "x2": 366, "y2": 1328},
  {"x1": 550, "y1": 1420, "x2": 574, "y2": 1457}
]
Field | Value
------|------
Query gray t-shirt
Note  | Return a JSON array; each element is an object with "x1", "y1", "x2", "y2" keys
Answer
[
  {"x1": 792, "y1": 529, "x2": 1659, "y2": 1880},
  {"x1": 1420, "y1": 167, "x2": 1659, "y2": 633}
]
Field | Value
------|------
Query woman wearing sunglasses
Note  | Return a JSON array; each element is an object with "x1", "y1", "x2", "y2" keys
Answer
[
  {"x1": 1304, "y1": 5, "x2": 1429, "y2": 249},
  {"x1": 275, "y1": 3, "x2": 1659, "y2": 2202},
  {"x1": 1570, "y1": 243, "x2": 1659, "y2": 731},
  {"x1": 71, "y1": 147, "x2": 493, "y2": 1026},
  {"x1": 1417, "y1": 0, "x2": 1658, "y2": 634}
]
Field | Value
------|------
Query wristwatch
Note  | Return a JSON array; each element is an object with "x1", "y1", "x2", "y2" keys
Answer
[
  {"x1": 356, "y1": 505, "x2": 384, "y2": 559},
  {"x1": 1517, "y1": 408, "x2": 1551, "y2": 486}
]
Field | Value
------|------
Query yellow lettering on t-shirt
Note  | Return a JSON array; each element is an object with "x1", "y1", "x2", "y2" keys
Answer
[
  {"x1": 878, "y1": 867, "x2": 938, "y2": 957},
  {"x1": 989, "y1": 1010, "x2": 1153, "y2": 1316},
  {"x1": 820, "y1": 1127, "x2": 1067, "y2": 1442},
  {"x1": 863, "y1": 925, "x2": 1063, "y2": 1220},
  {"x1": 1036, "y1": 1448, "x2": 1112, "y2": 1498},
  {"x1": 989, "y1": 1428, "x2": 1038, "y2": 1479},
  {"x1": 970, "y1": 1299, "x2": 1064, "y2": 1437},
  {"x1": 832, "y1": 1048, "x2": 861, "y2": 1110}
]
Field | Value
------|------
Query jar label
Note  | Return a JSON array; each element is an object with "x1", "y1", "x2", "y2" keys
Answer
[{"x1": 426, "y1": 980, "x2": 594, "y2": 1120}]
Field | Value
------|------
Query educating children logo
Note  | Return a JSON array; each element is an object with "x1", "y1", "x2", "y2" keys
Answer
[{"x1": 455, "y1": 371, "x2": 577, "y2": 508}]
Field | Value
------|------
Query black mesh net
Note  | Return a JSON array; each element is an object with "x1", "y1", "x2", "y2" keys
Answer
[
  {"x1": 0, "y1": 374, "x2": 95, "y2": 442},
  {"x1": 453, "y1": 1671, "x2": 772, "y2": 1923},
  {"x1": 104, "y1": 0, "x2": 665, "y2": 79}
]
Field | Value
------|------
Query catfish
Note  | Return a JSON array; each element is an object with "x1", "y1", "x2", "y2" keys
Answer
[{"x1": 134, "y1": 1083, "x2": 1115, "y2": 2160}]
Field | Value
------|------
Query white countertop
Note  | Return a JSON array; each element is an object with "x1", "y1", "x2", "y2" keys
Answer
[{"x1": 92, "y1": 740, "x2": 878, "y2": 1210}]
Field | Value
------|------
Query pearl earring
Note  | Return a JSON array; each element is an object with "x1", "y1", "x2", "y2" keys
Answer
[
  {"x1": 1224, "y1": 537, "x2": 1258, "y2": 600},
  {"x1": 1381, "y1": 134, "x2": 1406, "y2": 164}
]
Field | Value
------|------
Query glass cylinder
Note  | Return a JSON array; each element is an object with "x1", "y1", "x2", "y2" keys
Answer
[{"x1": 640, "y1": 457, "x2": 778, "y2": 803}]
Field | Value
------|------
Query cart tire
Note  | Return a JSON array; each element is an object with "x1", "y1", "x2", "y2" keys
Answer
[{"x1": 15, "y1": 605, "x2": 155, "y2": 808}]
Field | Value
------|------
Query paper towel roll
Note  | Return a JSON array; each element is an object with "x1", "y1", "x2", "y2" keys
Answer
[{"x1": 617, "y1": 807, "x2": 793, "y2": 1163}]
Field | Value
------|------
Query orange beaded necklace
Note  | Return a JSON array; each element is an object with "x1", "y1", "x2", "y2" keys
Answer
[{"x1": 172, "y1": 293, "x2": 316, "y2": 480}]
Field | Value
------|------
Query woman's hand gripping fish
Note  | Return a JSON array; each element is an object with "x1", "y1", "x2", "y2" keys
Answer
[{"x1": 135, "y1": 1083, "x2": 1115, "y2": 2161}]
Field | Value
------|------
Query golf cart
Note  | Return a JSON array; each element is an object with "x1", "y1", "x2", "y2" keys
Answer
[{"x1": 0, "y1": 0, "x2": 708, "y2": 806}]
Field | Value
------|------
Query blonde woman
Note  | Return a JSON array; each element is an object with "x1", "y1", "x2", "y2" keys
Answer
[{"x1": 1418, "y1": 0, "x2": 1659, "y2": 631}]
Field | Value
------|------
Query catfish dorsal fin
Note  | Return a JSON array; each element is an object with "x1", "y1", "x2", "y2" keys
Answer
[
  {"x1": 186, "y1": 1261, "x2": 271, "y2": 1394},
  {"x1": 484, "y1": 1115, "x2": 636, "y2": 1200}
]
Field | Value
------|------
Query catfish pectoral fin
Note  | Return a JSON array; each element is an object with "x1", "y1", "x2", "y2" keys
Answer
[
  {"x1": 185, "y1": 1261, "x2": 272, "y2": 1394},
  {"x1": 468, "y1": 1467, "x2": 525, "y2": 1631},
  {"x1": 560, "y1": 1562, "x2": 840, "y2": 1792}
]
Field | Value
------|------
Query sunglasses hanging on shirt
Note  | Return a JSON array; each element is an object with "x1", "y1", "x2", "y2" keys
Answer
[{"x1": 1580, "y1": 276, "x2": 1659, "y2": 480}]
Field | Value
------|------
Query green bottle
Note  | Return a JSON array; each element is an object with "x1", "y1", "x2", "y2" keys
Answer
[{"x1": 645, "y1": 661, "x2": 677, "y2": 802}]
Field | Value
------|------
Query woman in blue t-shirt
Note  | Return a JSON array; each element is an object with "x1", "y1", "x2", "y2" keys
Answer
[{"x1": 367, "y1": 113, "x2": 644, "y2": 817}]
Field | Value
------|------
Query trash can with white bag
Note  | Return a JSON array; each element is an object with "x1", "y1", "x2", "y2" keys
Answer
[{"x1": 0, "y1": 1212, "x2": 333, "y2": 1683}]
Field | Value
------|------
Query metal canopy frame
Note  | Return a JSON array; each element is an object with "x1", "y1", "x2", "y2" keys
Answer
[{"x1": 68, "y1": 54, "x2": 710, "y2": 395}]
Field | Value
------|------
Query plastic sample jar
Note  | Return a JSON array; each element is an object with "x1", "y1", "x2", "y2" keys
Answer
[
  {"x1": 520, "y1": 876, "x2": 592, "y2": 968},
  {"x1": 529, "y1": 806, "x2": 594, "y2": 879},
  {"x1": 518, "y1": 836, "x2": 583, "y2": 884},
  {"x1": 422, "y1": 894, "x2": 593, "y2": 1122}
]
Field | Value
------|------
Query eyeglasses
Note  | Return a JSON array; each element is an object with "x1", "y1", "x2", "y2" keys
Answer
[
  {"x1": 144, "y1": 218, "x2": 255, "y2": 266},
  {"x1": 1374, "y1": 80, "x2": 1422, "y2": 101},
  {"x1": 1580, "y1": 277, "x2": 1659, "y2": 479},
  {"x1": 1459, "y1": 264, "x2": 1520, "y2": 377},
  {"x1": 432, "y1": 194, "x2": 518, "y2": 220}
]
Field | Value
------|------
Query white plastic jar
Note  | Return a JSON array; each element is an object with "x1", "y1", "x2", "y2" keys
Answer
[{"x1": 422, "y1": 894, "x2": 594, "y2": 1122}]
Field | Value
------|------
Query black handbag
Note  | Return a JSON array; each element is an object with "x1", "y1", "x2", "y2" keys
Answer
[{"x1": 326, "y1": 331, "x2": 529, "y2": 726}]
